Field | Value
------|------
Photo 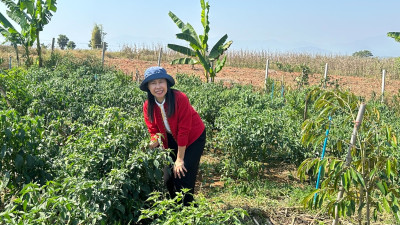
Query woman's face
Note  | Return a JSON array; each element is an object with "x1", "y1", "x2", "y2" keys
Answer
[{"x1": 148, "y1": 78, "x2": 168, "y2": 102}]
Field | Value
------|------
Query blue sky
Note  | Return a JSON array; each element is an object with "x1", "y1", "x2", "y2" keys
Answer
[{"x1": 1, "y1": 0, "x2": 399, "y2": 57}]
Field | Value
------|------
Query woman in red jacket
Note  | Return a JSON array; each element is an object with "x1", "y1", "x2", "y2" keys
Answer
[{"x1": 140, "y1": 66, "x2": 206, "y2": 206}]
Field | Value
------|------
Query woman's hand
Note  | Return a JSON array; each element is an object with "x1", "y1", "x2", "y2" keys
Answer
[
  {"x1": 173, "y1": 159, "x2": 187, "y2": 179},
  {"x1": 149, "y1": 141, "x2": 159, "y2": 149}
]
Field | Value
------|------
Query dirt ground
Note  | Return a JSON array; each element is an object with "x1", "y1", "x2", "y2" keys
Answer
[{"x1": 107, "y1": 58, "x2": 400, "y2": 100}]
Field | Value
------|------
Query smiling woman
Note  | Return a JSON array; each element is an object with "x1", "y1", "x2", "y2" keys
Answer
[{"x1": 140, "y1": 66, "x2": 206, "y2": 206}]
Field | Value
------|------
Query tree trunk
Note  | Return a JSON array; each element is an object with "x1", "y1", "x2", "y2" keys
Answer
[
  {"x1": 13, "y1": 44, "x2": 20, "y2": 66},
  {"x1": 358, "y1": 184, "x2": 364, "y2": 225},
  {"x1": 24, "y1": 44, "x2": 31, "y2": 66},
  {"x1": 366, "y1": 159, "x2": 370, "y2": 225},
  {"x1": 36, "y1": 31, "x2": 42, "y2": 67}
]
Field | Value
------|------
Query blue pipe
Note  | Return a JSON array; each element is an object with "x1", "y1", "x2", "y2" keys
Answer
[{"x1": 314, "y1": 116, "x2": 332, "y2": 204}]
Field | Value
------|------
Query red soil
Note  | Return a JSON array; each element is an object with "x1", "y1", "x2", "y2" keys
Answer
[{"x1": 107, "y1": 58, "x2": 400, "y2": 100}]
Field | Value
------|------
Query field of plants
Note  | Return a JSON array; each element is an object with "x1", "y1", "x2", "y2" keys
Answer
[
  {"x1": 1, "y1": 0, "x2": 400, "y2": 223},
  {"x1": 0, "y1": 49, "x2": 400, "y2": 224}
]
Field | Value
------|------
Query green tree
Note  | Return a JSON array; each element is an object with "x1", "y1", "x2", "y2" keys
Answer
[
  {"x1": 352, "y1": 50, "x2": 373, "y2": 58},
  {"x1": 298, "y1": 88, "x2": 400, "y2": 225},
  {"x1": 168, "y1": 0, "x2": 232, "y2": 83},
  {"x1": 89, "y1": 24, "x2": 104, "y2": 49},
  {"x1": 387, "y1": 32, "x2": 400, "y2": 42},
  {"x1": 66, "y1": 41, "x2": 76, "y2": 50},
  {"x1": 57, "y1": 34, "x2": 68, "y2": 50},
  {"x1": 0, "y1": 0, "x2": 57, "y2": 67}
]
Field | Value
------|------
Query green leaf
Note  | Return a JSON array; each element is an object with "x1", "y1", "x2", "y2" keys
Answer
[
  {"x1": 46, "y1": 0, "x2": 57, "y2": 12},
  {"x1": 182, "y1": 23, "x2": 200, "y2": 41},
  {"x1": 342, "y1": 173, "x2": 348, "y2": 191},
  {"x1": 168, "y1": 11, "x2": 185, "y2": 30},
  {"x1": 116, "y1": 203, "x2": 125, "y2": 214},
  {"x1": 175, "y1": 33, "x2": 202, "y2": 50},
  {"x1": 215, "y1": 56, "x2": 226, "y2": 74},
  {"x1": 388, "y1": 32, "x2": 400, "y2": 42},
  {"x1": 386, "y1": 160, "x2": 391, "y2": 178},
  {"x1": 373, "y1": 208, "x2": 378, "y2": 221},
  {"x1": 23, "y1": 199, "x2": 28, "y2": 212},
  {"x1": 196, "y1": 49, "x2": 210, "y2": 71},
  {"x1": 167, "y1": 44, "x2": 196, "y2": 57},
  {"x1": 0, "y1": 12, "x2": 17, "y2": 31},
  {"x1": 15, "y1": 154, "x2": 24, "y2": 170},
  {"x1": 356, "y1": 172, "x2": 365, "y2": 188},
  {"x1": 222, "y1": 40, "x2": 233, "y2": 51},
  {"x1": 350, "y1": 168, "x2": 358, "y2": 185},
  {"x1": 209, "y1": 34, "x2": 228, "y2": 59},
  {"x1": 382, "y1": 197, "x2": 391, "y2": 212},
  {"x1": 377, "y1": 181, "x2": 387, "y2": 196},
  {"x1": 170, "y1": 57, "x2": 197, "y2": 65}
]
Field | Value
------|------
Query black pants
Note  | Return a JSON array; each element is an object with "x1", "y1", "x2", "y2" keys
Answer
[{"x1": 163, "y1": 129, "x2": 206, "y2": 206}]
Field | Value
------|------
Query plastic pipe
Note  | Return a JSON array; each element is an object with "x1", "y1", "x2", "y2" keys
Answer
[{"x1": 314, "y1": 116, "x2": 332, "y2": 203}]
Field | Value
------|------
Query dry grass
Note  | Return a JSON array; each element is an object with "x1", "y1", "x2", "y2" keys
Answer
[{"x1": 1, "y1": 44, "x2": 399, "y2": 80}]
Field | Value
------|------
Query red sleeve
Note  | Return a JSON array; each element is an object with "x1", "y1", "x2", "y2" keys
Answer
[
  {"x1": 143, "y1": 100, "x2": 160, "y2": 139},
  {"x1": 176, "y1": 92, "x2": 192, "y2": 147}
]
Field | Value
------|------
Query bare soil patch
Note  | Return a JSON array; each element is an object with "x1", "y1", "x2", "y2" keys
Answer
[{"x1": 107, "y1": 58, "x2": 400, "y2": 100}]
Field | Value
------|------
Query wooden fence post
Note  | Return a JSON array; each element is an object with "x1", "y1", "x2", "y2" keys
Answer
[
  {"x1": 157, "y1": 47, "x2": 163, "y2": 66},
  {"x1": 136, "y1": 68, "x2": 140, "y2": 83},
  {"x1": 324, "y1": 63, "x2": 328, "y2": 88},
  {"x1": 264, "y1": 59, "x2": 269, "y2": 89},
  {"x1": 9, "y1": 56, "x2": 12, "y2": 69},
  {"x1": 51, "y1": 38, "x2": 55, "y2": 54},
  {"x1": 102, "y1": 42, "x2": 106, "y2": 68},
  {"x1": 381, "y1": 69, "x2": 386, "y2": 103}
]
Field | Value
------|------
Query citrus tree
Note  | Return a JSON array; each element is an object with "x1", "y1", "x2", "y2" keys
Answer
[
  {"x1": 298, "y1": 88, "x2": 400, "y2": 225},
  {"x1": 168, "y1": 0, "x2": 232, "y2": 82}
]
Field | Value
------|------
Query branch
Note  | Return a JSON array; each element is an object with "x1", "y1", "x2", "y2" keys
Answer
[{"x1": 0, "y1": 85, "x2": 12, "y2": 107}]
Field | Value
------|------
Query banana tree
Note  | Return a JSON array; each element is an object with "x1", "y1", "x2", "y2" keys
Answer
[
  {"x1": 298, "y1": 88, "x2": 400, "y2": 225},
  {"x1": 168, "y1": 0, "x2": 232, "y2": 83},
  {"x1": 19, "y1": 0, "x2": 57, "y2": 67},
  {"x1": 0, "y1": 0, "x2": 57, "y2": 67},
  {"x1": 0, "y1": 12, "x2": 21, "y2": 65}
]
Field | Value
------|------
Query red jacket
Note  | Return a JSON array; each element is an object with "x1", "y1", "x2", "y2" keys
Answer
[{"x1": 143, "y1": 90, "x2": 205, "y2": 149}]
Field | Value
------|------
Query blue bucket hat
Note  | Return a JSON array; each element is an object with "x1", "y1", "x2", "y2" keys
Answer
[{"x1": 140, "y1": 66, "x2": 175, "y2": 91}]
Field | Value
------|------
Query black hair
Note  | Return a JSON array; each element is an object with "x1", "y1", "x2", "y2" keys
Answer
[{"x1": 146, "y1": 81, "x2": 175, "y2": 122}]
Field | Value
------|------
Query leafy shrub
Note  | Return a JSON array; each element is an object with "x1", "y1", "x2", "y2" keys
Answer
[
  {"x1": 138, "y1": 190, "x2": 248, "y2": 224},
  {"x1": 0, "y1": 110, "x2": 51, "y2": 189},
  {"x1": 0, "y1": 68, "x2": 32, "y2": 113}
]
